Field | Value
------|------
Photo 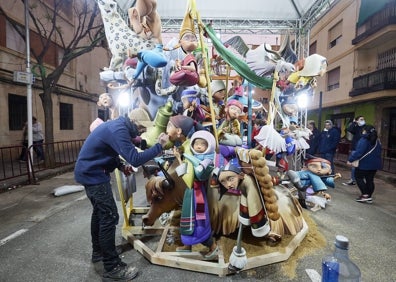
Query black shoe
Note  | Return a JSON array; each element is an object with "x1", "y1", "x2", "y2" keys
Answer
[
  {"x1": 356, "y1": 195, "x2": 372, "y2": 202},
  {"x1": 102, "y1": 264, "x2": 138, "y2": 281},
  {"x1": 298, "y1": 198, "x2": 308, "y2": 209},
  {"x1": 342, "y1": 180, "x2": 356, "y2": 186}
]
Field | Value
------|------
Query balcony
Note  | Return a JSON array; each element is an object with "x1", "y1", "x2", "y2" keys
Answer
[
  {"x1": 349, "y1": 68, "x2": 396, "y2": 97},
  {"x1": 352, "y1": 1, "x2": 396, "y2": 46}
]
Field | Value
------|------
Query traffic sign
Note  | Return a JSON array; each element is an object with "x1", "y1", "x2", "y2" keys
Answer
[{"x1": 13, "y1": 71, "x2": 34, "y2": 84}]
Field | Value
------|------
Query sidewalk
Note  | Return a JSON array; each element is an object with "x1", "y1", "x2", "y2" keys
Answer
[{"x1": 1, "y1": 165, "x2": 395, "y2": 281}]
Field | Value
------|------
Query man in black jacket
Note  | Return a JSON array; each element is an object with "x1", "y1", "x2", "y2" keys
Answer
[{"x1": 343, "y1": 115, "x2": 365, "y2": 185}]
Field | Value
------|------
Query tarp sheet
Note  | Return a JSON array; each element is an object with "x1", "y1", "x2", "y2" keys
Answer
[
  {"x1": 357, "y1": 0, "x2": 389, "y2": 27},
  {"x1": 203, "y1": 24, "x2": 273, "y2": 90}
]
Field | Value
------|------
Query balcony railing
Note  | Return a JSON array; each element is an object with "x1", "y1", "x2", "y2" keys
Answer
[
  {"x1": 352, "y1": 1, "x2": 396, "y2": 45},
  {"x1": 349, "y1": 68, "x2": 396, "y2": 96}
]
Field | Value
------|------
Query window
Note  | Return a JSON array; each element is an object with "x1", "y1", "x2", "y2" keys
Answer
[
  {"x1": 59, "y1": 0, "x2": 73, "y2": 19},
  {"x1": 57, "y1": 48, "x2": 71, "y2": 71},
  {"x1": 6, "y1": 20, "x2": 25, "y2": 53},
  {"x1": 5, "y1": 18, "x2": 58, "y2": 67},
  {"x1": 43, "y1": 0, "x2": 73, "y2": 19},
  {"x1": 309, "y1": 41, "x2": 317, "y2": 55},
  {"x1": 378, "y1": 47, "x2": 396, "y2": 69},
  {"x1": 328, "y1": 21, "x2": 342, "y2": 49},
  {"x1": 327, "y1": 67, "x2": 340, "y2": 91},
  {"x1": 60, "y1": 103, "x2": 73, "y2": 130},
  {"x1": 8, "y1": 94, "x2": 27, "y2": 130}
]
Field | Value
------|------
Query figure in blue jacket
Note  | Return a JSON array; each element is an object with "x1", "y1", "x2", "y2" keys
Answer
[
  {"x1": 318, "y1": 120, "x2": 341, "y2": 173},
  {"x1": 288, "y1": 157, "x2": 339, "y2": 192},
  {"x1": 75, "y1": 115, "x2": 169, "y2": 281},
  {"x1": 287, "y1": 156, "x2": 341, "y2": 208},
  {"x1": 347, "y1": 125, "x2": 382, "y2": 203}
]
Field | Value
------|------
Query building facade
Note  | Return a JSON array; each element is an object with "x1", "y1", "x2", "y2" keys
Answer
[
  {"x1": 308, "y1": 0, "x2": 396, "y2": 157},
  {"x1": 1, "y1": 0, "x2": 395, "y2": 161},
  {"x1": 0, "y1": 0, "x2": 108, "y2": 146}
]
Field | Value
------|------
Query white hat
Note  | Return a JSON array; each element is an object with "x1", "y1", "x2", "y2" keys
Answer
[
  {"x1": 299, "y1": 54, "x2": 327, "y2": 77},
  {"x1": 128, "y1": 108, "x2": 153, "y2": 128},
  {"x1": 211, "y1": 80, "x2": 226, "y2": 94}
]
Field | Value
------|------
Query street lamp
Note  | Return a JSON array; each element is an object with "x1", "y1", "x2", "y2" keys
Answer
[{"x1": 296, "y1": 92, "x2": 308, "y2": 109}]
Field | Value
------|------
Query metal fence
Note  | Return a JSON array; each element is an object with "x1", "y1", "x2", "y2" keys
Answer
[{"x1": 0, "y1": 140, "x2": 84, "y2": 185}]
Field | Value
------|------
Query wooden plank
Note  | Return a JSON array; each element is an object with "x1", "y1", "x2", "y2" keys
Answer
[
  {"x1": 243, "y1": 219, "x2": 309, "y2": 270},
  {"x1": 121, "y1": 219, "x2": 309, "y2": 277},
  {"x1": 131, "y1": 207, "x2": 150, "y2": 214},
  {"x1": 158, "y1": 251, "x2": 208, "y2": 260},
  {"x1": 217, "y1": 245, "x2": 226, "y2": 266},
  {"x1": 150, "y1": 253, "x2": 229, "y2": 277},
  {"x1": 131, "y1": 237, "x2": 156, "y2": 261},
  {"x1": 122, "y1": 225, "x2": 165, "y2": 236},
  {"x1": 156, "y1": 225, "x2": 169, "y2": 253}
]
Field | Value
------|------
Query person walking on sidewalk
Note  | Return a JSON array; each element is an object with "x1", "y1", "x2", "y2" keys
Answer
[
  {"x1": 32, "y1": 117, "x2": 45, "y2": 163},
  {"x1": 74, "y1": 114, "x2": 169, "y2": 281},
  {"x1": 18, "y1": 117, "x2": 45, "y2": 163},
  {"x1": 347, "y1": 125, "x2": 382, "y2": 203},
  {"x1": 343, "y1": 115, "x2": 366, "y2": 186}
]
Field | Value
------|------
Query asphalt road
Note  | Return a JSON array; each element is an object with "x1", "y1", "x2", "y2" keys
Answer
[{"x1": 0, "y1": 166, "x2": 395, "y2": 282}]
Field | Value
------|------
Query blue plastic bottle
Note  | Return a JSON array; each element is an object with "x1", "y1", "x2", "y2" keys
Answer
[{"x1": 322, "y1": 235, "x2": 361, "y2": 282}]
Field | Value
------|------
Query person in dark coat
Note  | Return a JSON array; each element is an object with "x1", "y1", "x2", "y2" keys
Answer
[
  {"x1": 306, "y1": 120, "x2": 320, "y2": 156},
  {"x1": 318, "y1": 120, "x2": 341, "y2": 174},
  {"x1": 343, "y1": 115, "x2": 366, "y2": 185},
  {"x1": 347, "y1": 125, "x2": 382, "y2": 203},
  {"x1": 75, "y1": 115, "x2": 169, "y2": 281}
]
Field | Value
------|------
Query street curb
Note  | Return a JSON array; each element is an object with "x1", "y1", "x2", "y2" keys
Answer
[{"x1": 0, "y1": 165, "x2": 75, "y2": 193}]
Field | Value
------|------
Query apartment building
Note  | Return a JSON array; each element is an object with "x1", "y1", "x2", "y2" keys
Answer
[
  {"x1": 0, "y1": 0, "x2": 107, "y2": 146},
  {"x1": 308, "y1": 0, "x2": 396, "y2": 156}
]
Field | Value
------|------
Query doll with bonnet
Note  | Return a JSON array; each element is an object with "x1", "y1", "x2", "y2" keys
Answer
[{"x1": 172, "y1": 128, "x2": 219, "y2": 260}]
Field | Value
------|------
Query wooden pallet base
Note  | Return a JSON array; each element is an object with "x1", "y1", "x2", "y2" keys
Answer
[{"x1": 122, "y1": 218, "x2": 309, "y2": 277}]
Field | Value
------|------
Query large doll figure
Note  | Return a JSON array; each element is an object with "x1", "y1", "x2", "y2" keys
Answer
[
  {"x1": 169, "y1": 9, "x2": 200, "y2": 87},
  {"x1": 210, "y1": 80, "x2": 226, "y2": 121},
  {"x1": 217, "y1": 99, "x2": 244, "y2": 147},
  {"x1": 201, "y1": 80, "x2": 226, "y2": 126},
  {"x1": 97, "y1": 92, "x2": 118, "y2": 120},
  {"x1": 128, "y1": 0, "x2": 167, "y2": 80},
  {"x1": 177, "y1": 130, "x2": 215, "y2": 182},
  {"x1": 128, "y1": 0, "x2": 162, "y2": 43},
  {"x1": 180, "y1": 89, "x2": 205, "y2": 122},
  {"x1": 287, "y1": 157, "x2": 340, "y2": 192},
  {"x1": 166, "y1": 116, "x2": 218, "y2": 260},
  {"x1": 287, "y1": 157, "x2": 341, "y2": 208},
  {"x1": 217, "y1": 163, "x2": 270, "y2": 237}
]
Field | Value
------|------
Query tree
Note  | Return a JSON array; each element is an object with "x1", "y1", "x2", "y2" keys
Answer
[{"x1": 1, "y1": 0, "x2": 105, "y2": 166}]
